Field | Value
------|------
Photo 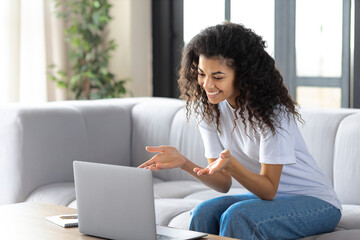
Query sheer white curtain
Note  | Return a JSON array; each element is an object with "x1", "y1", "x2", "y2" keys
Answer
[{"x1": 0, "y1": 0, "x2": 67, "y2": 104}]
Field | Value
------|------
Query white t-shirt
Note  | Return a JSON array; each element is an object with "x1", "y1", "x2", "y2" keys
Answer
[{"x1": 198, "y1": 100, "x2": 341, "y2": 210}]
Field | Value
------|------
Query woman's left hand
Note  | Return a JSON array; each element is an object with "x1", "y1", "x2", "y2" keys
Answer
[{"x1": 193, "y1": 149, "x2": 233, "y2": 176}]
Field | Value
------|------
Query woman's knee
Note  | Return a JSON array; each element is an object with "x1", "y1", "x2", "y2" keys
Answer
[
  {"x1": 220, "y1": 200, "x2": 258, "y2": 226},
  {"x1": 192, "y1": 196, "x2": 242, "y2": 215},
  {"x1": 219, "y1": 200, "x2": 267, "y2": 239},
  {"x1": 191, "y1": 199, "x2": 217, "y2": 218},
  {"x1": 190, "y1": 197, "x2": 234, "y2": 234}
]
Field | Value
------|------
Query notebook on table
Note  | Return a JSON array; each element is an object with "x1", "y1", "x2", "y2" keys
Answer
[
  {"x1": 73, "y1": 161, "x2": 207, "y2": 240},
  {"x1": 46, "y1": 214, "x2": 78, "y2": 228}
]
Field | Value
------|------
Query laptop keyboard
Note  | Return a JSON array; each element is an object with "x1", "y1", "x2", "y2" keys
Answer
[
  {"x1": 157, "y1": 234, "x2": 183, "y2": 240},
  {"x1": 155, "y1": 225, "x2": 206, "y2": 240}
]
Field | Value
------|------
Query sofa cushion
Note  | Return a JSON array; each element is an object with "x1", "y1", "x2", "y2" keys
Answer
[
  {"x1": 168, "y1": 108, "x2": 209, "y2": 180},
  {"x1": 131, "y1": 99, "x2": 185, "y2": 173},
  {"x1": 168, "y1": 211, "x2": 193, "y2": 230},
  {"x1": 184, "y1": 188, "x2": 249, "y2": 201},
  {"x1": 154, "y1": 199, "x2": 202, "y2": 226},
  {"x1": 338, "y1": 205, "x2": 360, "y2": 229},
  {"x1": 68, "y1": 199, "x2": 77, "y2": 209},
  {"x1": 298, "y1": 108, "x2": 356, "y2": 183},
  {"x1": 25, "y1": 182, "x2": 75, "y2": 206},
  {"x1": 312, "y1": 229, "x2": 360, "y2": 240},
  {"x1": 153, "y1": 180, "x2": 210, "y2": 199},
  {"x1": 333, "y1": 113, "x2": 360, "y2": 204}
]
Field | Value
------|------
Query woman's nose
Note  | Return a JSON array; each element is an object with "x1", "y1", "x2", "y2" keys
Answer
[{"x1": 203, "y1": 77, "x2": 214, "y2": 89}]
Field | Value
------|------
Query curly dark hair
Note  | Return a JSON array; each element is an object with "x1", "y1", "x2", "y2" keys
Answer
[{"x1": 178, "y1": 22, "x2": 301, "y2": 135}]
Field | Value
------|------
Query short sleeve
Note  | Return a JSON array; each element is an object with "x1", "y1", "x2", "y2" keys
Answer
[
  {"x1": 259, "y1": 115, "x2": 297, "y2": 165},
  {"x1": 197, "y1": 118, "x2": 224, "y2": 159}
]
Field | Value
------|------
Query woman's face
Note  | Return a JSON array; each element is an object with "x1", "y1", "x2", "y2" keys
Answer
[{"x1": 197, "y1": 55, "x2": 239, "y2": 108}]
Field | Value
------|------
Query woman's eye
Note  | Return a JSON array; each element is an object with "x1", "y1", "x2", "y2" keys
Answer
[
  {"x1": 214, "y1": 76, "x2": 223, "y2": 80},
  {"x1": 198, "y1": 73, "x2": 205, "y2": 77}
]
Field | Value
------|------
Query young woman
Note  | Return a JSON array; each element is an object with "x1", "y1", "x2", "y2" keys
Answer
[{"x1": 139, "y1": 22, "x2": 341, "y2": 240}]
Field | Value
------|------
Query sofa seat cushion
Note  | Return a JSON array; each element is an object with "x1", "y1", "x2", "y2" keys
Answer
[
  {"x1": 68, "y1": 199, "x2": 77, "y2": 209},
  {"x1": 154, "y1": 199, "x2": 202, "y2": 226},
  {"x1": 168, "y1": 210, "x2": 193, "y2": 230},
  {"x1": 25, "y1": 182, "x2": 75, "y2": 206},
  {"x1": 153, "y1": 180, "x2": 211, "y2": 199},
  {"x1": 310, "y1": 229, "x2": 360, "y2": 240},
  {"x1": 185, "y1": 188, "x2": 249, "y2": 201},
  {"x1": 338, "y1": 205, "x2": 360, "y2": 229}
]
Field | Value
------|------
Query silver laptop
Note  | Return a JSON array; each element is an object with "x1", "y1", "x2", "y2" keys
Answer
[{"x1": 73, "y1": 161, "x2": 207, "y2": 240}]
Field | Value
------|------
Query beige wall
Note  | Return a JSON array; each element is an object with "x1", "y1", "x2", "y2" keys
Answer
[{"x1": 108, "y1": 0, "x2": 152, "y2": 97}]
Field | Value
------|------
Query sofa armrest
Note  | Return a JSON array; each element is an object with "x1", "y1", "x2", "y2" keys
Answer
[{"x1": 0, "y1": 99, "x2": 141, "y2": 204}]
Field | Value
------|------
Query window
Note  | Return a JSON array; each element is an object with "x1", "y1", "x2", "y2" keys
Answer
[
  {"x1": 183, "y1": 0, "x2": 225, "y2": 44},
  {"x1": 183, "y1": 0, "x2": 275, "y2": 56},
  {"x1": 296, "y1": 0, "x2": 343, "y2": 78},
  {"x1": 231, "y1": 0, "x2": 275, "y2": 57},
  {"x1": 294, "y1": 0, "x2": 348, "y2": 108}
]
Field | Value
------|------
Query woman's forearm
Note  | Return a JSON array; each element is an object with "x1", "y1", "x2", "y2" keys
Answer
[
  {"x1": 181, "y1": 158, "x2": 232, "y2": 193},
  {"x1": 224, "y1": 159, "x2": 281, "y2": 200}
]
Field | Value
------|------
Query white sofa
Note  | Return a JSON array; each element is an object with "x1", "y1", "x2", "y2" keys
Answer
[{"x1": 1, "y1": 97, "x2": 360, "y2": 239}]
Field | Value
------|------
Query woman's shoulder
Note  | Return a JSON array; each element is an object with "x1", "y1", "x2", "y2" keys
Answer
[{"x1": 218, "y1": 100, "x2": 235, "y2": 113}]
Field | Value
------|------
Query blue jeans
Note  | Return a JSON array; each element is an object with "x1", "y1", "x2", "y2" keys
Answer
[{"x1": 189, "y1": 194, "x2": 341, "y2": 240}]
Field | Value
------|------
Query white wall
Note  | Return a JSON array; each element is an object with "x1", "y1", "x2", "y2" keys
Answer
[{"x1": 108, "y1": 0, "x2": 152, "y2": 97}]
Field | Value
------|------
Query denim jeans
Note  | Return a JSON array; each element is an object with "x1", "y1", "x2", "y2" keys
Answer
[{"x1": 189, "y1": 193, "x2": 341, "y2": 240}]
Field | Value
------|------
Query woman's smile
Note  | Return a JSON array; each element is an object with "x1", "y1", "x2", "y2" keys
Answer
[{"x1": 206, "y1": 90, "x2": 221, "y2": 98}]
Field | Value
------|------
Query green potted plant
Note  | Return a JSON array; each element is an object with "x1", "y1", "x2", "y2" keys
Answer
[{"x1": 48, "y1": 0, "x2": 128, "y2": 100}]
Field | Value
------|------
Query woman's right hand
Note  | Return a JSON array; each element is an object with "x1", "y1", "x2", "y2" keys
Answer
[{"x1": 138, "y1": 145, "x2": 186, "y2": 171}]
